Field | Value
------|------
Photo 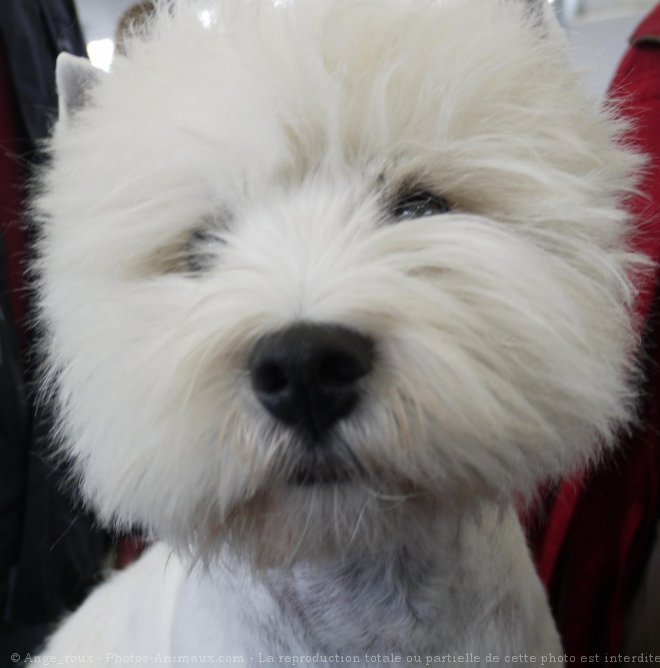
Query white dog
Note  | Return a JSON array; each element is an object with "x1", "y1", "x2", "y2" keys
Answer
[{"x1": 35, "y1": 0, "x2": 645, "y2": 664}]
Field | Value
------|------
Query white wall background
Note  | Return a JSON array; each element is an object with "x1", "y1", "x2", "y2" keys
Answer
[
  {"x1": 568, "y1": 12, "x2": 647, "y2": 98},
  {"x1": 75, "y1": 0, "x2": 136, "y2": 42}
]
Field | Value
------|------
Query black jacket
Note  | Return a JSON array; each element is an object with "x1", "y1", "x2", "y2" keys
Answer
[{"x1": 0, "y1": 0, "x2": 109, "y2": 625}]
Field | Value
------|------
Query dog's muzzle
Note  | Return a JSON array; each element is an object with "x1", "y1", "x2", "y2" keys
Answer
[{"x1": 249, "y1": 322, "x2": 374, "y2": 443}]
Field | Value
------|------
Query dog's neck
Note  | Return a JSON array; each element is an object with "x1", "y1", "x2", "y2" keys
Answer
[
  {"x1": 172, "y1": 501, "x2": 555, "y2": 659},
  {"x1": 264, "y1": 540, "x2": 447, "y2": 654}
]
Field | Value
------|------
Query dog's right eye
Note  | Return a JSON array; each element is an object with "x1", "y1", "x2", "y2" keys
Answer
[
  {"x1": 185, "y1": 227, "x2": 225, "y2": 273},
  {"x1": 390, "y1": 191, "x2": 452, "y2": 220}
]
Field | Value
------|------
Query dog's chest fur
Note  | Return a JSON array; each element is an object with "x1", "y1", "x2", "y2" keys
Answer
[{"x1": 170, "y1": 505, "x2": 559, "y2": 663}]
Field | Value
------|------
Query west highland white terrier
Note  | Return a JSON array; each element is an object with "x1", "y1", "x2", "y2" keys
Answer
[{"x1": 35, "y1": 0, "x2": 645, "y2": 664}]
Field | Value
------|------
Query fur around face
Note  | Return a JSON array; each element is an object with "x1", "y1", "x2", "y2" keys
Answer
[{"x1": 37, "y1": 0, "x2": 643, "y2": 569}]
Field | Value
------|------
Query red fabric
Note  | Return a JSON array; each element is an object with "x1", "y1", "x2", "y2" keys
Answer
[
  {"x1": 115, "y1": 537, "x2": 147, "y2": 570},
  {"x1": 528, "y1": 6, "x2": 660, "y2": 656},
  {"x1": 0, "y1": 41, "x2": 27, "y2": 345}
]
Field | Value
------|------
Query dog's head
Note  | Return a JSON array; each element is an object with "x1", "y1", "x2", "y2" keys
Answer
[{"x1": 36, "y1": 0, "x2": 644, "y2": 565}]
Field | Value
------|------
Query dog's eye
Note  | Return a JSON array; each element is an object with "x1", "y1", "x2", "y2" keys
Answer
[
  {"x1": 186, "y1": 227, "x2": 225, "y2": 273},
  {"x1": 391, "y1": 191, "x2": 451, "y2": 220}
]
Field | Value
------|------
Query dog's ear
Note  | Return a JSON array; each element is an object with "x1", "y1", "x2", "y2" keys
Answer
[{"x1": 56, "y1": 53, "x2": 105, "y2": 131}]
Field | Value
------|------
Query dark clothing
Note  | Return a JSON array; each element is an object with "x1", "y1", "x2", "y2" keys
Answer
[
  {"x1": 0, "y1": 0, "x2": 86, "y2": 158},
  {"x1": 0, "y1": 0, "x2": 108, "y2": 630}
]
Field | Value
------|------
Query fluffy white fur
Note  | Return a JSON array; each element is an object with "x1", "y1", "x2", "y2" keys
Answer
[{"x1": 35, "y1": 0, "x2": 645, "y2": 664}]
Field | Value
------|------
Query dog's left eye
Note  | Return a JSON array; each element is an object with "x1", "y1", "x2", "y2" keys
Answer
[
  {"x1": 186, "y1": 227, "x2": 225, "y2": 273},
  {"x1": 390, "y1": 191, "x2": 451, "y2": 220}
]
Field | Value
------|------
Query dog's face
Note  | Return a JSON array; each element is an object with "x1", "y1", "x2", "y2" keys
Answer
[{"x1": 37, "y1": 0, "x2": 641, "y2": 564}]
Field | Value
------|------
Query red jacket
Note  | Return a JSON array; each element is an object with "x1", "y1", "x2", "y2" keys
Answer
[{"x1": 529, "y1": 6, "x2": 660, "y2": 656}]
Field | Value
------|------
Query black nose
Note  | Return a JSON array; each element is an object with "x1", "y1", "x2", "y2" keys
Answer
[{"x1": 249, "y1": 323, "x2": 375, "y2": 439}]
